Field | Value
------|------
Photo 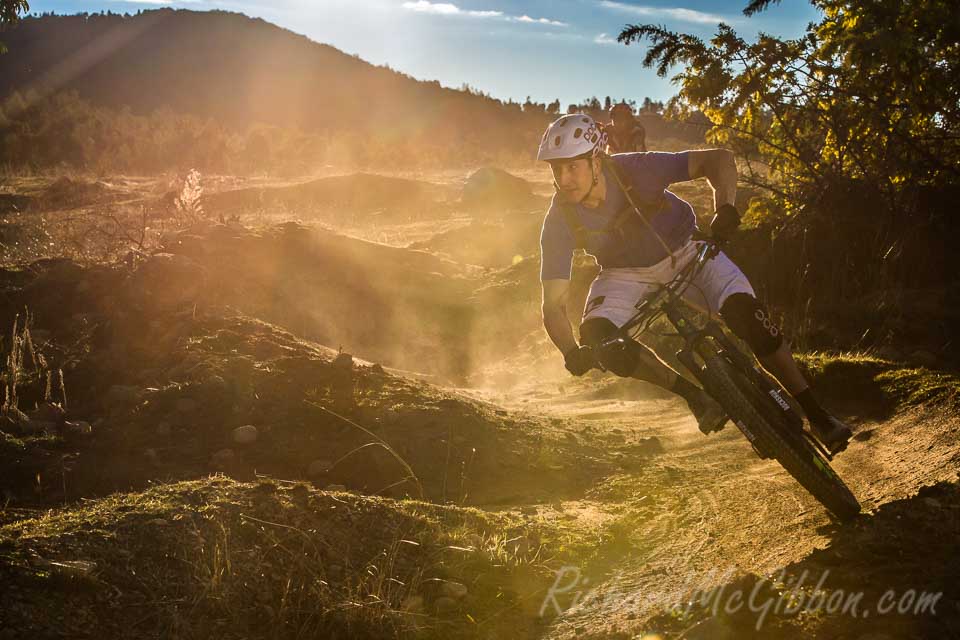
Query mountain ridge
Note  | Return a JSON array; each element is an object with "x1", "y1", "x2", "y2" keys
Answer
[{"x1": 0, "y1": 8, "x2": 546, "y2": 139}]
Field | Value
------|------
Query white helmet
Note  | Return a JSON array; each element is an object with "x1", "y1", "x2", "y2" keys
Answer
[{"x1": 537, "y1": 114, "x2": 607, "y2": 162}]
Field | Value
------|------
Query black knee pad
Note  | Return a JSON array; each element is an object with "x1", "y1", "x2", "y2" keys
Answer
[
  {"x1": 578, "y1": 317, "x2": 641, "y2": 377},
  {"x1": 720, "y1": 293, "x2": 783, "y2": 357}
]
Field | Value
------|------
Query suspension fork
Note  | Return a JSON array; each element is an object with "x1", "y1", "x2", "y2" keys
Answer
[{"x1": 661, "y1": 300, "x2": 713, "y2": 388}]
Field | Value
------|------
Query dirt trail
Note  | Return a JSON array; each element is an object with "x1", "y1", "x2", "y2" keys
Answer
[{"x1": 473, "y1": 375, "x2": 960, "y2": 638}]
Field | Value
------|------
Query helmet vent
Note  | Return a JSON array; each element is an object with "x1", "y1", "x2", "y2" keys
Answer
[
  {"x1": 554, "y1": 135, "x2": 562, "y2": 146},
  {"x1": 573, "y1": 128, "x2": 583, "y2": 139}
]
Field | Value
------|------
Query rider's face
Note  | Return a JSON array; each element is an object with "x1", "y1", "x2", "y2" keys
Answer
[{"x1": 550, "y1": 157, "x2": 594, "y2": 203}]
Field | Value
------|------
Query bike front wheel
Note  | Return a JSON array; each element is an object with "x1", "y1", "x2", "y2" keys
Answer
[{"x1": 699, "y1": 354, "x2": 861, "y2": 521}]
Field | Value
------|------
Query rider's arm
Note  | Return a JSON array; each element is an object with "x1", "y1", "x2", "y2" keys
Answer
[
  {"x1": 542, "y1": 278, "x2": 579, "y2": 355},
  {"x1": 687, "y1": 149, "x2": 737, "y2": 211}
]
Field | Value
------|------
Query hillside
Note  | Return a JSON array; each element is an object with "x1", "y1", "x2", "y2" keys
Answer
[{"x1": 0, "y1": 9, "x2": 546, "y2": 149}]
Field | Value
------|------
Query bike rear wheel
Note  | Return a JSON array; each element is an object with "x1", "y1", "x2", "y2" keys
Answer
[{"x1": 699, "y1": 354, "x2": 861, "y2": 521}]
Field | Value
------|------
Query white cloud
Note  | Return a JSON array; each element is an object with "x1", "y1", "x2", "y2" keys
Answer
[
  {"x1": 594, "y1": 32, "x2": 617, "y2": 44},
  {"x1": 401, "y1": 1, "x2": 501, "y2": 17},
  {"x1": 513, "y1": 15, "x2": 568, "y2": 27},
  {"x1": 109, "y1": 0, "x2": 202, "y2": 4},
  {"x1": 598, "y1": 1, "x2": 733, "y2": 25},
  {"x1": 401, "y1": 2, "x2": 565, "y2": 26}
]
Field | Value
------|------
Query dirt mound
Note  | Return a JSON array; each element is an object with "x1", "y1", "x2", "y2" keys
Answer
[
  {"x1": 0, "y1": 477, "x2": 559, "y2": 639},
  {"x1": 461, "y1": 167, "x2": 539, "y2": 211},
  {"x1": 0, "y1": 254, "x2": 619, "y2": 509},
  {"x1": 202, "y1": 173, "x2": 455, "y2": 223},
  {"x1": 408, "y1": 211, "x2": 543, "y2": 268},
  {"x1": 157, "y1": 221, "x2": 481, "y2": 380},
  {"x1": 39, "y1": 177, "x2": 117, "y2": 209}
]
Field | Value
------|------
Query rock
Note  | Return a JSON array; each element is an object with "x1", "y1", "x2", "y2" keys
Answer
[
  {"x1": 325, "y1": 483, "x2": 347, "y2": 492},
  {"x1": 383, "y1": 409, "x2": 400, "y2": 424},
  {"x1": 461, "y1": 167, "x2": 534, "y2": 210},
  {"x1": 306, "y1": 459, "x2": 332, "y2": 477},
  {"x1": 156, "y1": 422, "x2": 172, "y2": 437},
  {"x1": 144, "y1": 448, "x2": 158, "y2": 462},
  {"x1": 333, "y1": 352, "x2": 353, "y2": 369},
  {"x1": 909, "y1": 350, "x2": 938, "y2": 367},
  {"x1": 176, "y1": 397, "x2": 197, "y2": 413},
  {"x1": 232, "y1": 425, "x2": 259, "y2": 445},
  {"x1": 370, "y1": 363, "x2": 384, "y2": 373},
  {"x1": 440, "y1": 581, "x2": 468, "y2": 599},
  {"x1": 64, "y1": 421, "x2": 92, "y2": 436},
  {"x1": 433, "y1": 596, "x2": 458, "y2": 614},
  {"x1": 47, "y1": 560, "x2": 97, "y2": 578},
  {"x1": 401, "y1": 594, "x2": 424, "y2": 613},
  {"x1": 923, "y1": 497, "x2": 942, "y2": 509},
  {"x1": 520, "y1": 505, "x2": 538, "y2": 516},
  {"x1": 211, "y1": 448, "x2": 236, "y2": 468},
  {"x1": 633, "y1": 436, "x2": 664, "y2": 455},
  {"x1": 146, "y1": 518, "x2": 170, "y2": 526}
]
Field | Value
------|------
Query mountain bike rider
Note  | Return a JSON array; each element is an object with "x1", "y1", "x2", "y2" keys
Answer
[
  {"x1": 538, "y1": 114, "x2": 853, "y2": 453},
  {"x1": 605, "y1": 102, "x2": 647, "y2": 154}
]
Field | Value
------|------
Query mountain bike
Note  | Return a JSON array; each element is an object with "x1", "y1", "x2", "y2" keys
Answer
[{"x1": 599, "y1": 239, "x2": 861, "y2": 521}]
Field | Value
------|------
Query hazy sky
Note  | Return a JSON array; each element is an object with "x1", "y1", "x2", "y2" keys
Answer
[{"x1": 26, "y1": 0, "x2": 821, "y2": 108}]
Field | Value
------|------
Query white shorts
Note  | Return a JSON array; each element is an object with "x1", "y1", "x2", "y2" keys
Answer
[{"x1": 581, "y1": 240, "x2": 755, "y2": 328}]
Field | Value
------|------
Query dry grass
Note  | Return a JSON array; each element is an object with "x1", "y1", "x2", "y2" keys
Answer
[{"x1": 0, "y1": 477, "x2": 564, "y2": 639}]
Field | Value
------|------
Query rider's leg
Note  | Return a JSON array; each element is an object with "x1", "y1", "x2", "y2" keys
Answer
[
  {"x1": 579, "y1": 317, "x2": 681, "y2": 387},
  {"x1": 579, "y1": 317, "x2": 728, "y2": 433},
  {"x1": 687, "y1": 248, "x2": 852, "y2": 450},
  {"x1": 719, "y1": 292, "x2": 852, "y2": 450}
]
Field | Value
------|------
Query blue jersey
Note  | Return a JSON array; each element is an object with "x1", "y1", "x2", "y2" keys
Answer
[{"x1": 539, "y1": 152, "x2": 697, "y2": 281}]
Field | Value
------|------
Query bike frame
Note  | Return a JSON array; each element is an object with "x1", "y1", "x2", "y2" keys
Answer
[{"x1": 600, "y1": 239, "x2": 832, "y2": 459}]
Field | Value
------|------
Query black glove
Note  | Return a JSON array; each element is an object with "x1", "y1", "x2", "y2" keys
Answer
[
  {"x1": 710, "y1": 204, "x2": 741, "y2": 242},
  {"x1": 564, "y1": 345, "x2": 597, "y2": 376}
]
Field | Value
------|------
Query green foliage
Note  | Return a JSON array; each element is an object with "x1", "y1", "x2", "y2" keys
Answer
[
  {"x1": 796, "y1": 351, "x2": 960, "y2": 415},
  {"x1": 0, "y1": 90, "x2": 527, "y2": 173},
  {"x1": 0, "y1": 0, "x2": 29, "y2": 53},
  {"x1": 0, "y1": 0, "x2": 27, "y2": 26},
  {"x1": 619, "y1": 1, "x2": 960, "y2": 313}
]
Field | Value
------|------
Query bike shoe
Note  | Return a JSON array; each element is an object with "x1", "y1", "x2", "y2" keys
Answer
[
  {"x1": 688, "y1": 389, "x2": 729, "y2": 435},
  {"x1": 809, "y1": 413, "x2": 852, "y2": 454}
]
